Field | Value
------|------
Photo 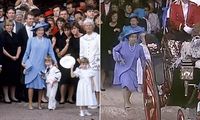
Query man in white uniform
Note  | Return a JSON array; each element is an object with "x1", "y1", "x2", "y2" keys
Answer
[{"x1": 79, "y1": 18, "x2": 100, "y2": 107}]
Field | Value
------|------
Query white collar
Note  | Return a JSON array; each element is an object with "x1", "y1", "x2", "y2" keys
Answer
[{"x1": 84, "y1": 32, "x2": 98, "y2": 40}]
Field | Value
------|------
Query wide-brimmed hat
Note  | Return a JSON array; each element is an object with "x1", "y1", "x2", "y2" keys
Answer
[
  {"x1": 119, "y1": 26, "x2": 145, "y2": 41},
  {"x1": 31, "y1": 22, "x2": 49, "y2": 31}
]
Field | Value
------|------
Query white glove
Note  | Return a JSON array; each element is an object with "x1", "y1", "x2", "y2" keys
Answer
[{"x1": 183, "y1": 24, "x2": 193, "y2": 34}]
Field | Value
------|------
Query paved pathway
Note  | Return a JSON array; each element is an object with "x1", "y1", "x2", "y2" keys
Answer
[
  {"x1": 0, "y1": 101, "x2": 99, "y2": 120},
  {"x1": 101, "y1": 86, "x2": 195, "y2": 120}
]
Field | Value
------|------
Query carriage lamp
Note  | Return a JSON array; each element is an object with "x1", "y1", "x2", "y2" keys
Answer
[
  {"x1": 180, "y1": 66, "x2": 194, "y2": 80},
  {"x1": 180, "y1": 65, "x2": 195, "y2": 96}
]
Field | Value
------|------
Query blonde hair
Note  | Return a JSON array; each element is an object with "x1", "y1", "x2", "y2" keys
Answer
[
  {"x1": 4, "y1": 19, "x2": 14, "y2": 28},
  {"x1": 80, "y1": 57, "x2": 89, "y2": 64}
]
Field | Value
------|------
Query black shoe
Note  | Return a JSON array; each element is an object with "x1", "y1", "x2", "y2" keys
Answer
[
  {"x1": 67, "y1": 100, "x2": 75, "y2": 104},
  {"x1": 4, "y1": 100, "x2": 12, "y2": 104},
  {"x1": 101, "y1": 88, "x2": 106, "y2": 91},
  {"x1": 41, "y1": 99, "x2": 48, "y2": 103},
  {"x1": 11, "y1": 99, "x2": 20, "y2": 102},
  {"x1": 59, "y1": 101, "x2": 65, "y2": 104}
]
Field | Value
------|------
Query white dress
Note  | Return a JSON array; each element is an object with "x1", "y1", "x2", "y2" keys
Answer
[{"x1": 74, "y1": 68, "x2": 97, "y2": 106}]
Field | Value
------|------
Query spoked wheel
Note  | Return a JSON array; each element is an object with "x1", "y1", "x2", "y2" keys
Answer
[
  {"x1": 143, "y1": 61, "x2": 161, "y2": 120},
  {"x1": 163, "y1": 61, "x2": 173, "y2": 94},
  {"x1": 177, "y1": 109, "x2": 185, "y2": 120}
]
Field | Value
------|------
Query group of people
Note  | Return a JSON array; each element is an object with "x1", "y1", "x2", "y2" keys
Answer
[
  {"x1": 101, "y1": 0, "x2": 200, "y2": 109},
  {"x1": 0, "y1": 0, "x2": 100, "y2": 117}
]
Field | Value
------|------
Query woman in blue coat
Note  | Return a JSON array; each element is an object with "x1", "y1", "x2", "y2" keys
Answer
[
  {"x1": 113, "y1": 27, "x2": 146, "y2": 109},
  {"x1": 22, "y1": 22, "x2": 57, "y2": 110}
]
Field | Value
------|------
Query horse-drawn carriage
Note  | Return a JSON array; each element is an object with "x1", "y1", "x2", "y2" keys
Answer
[{"x1": 143, "y1": 26, "x2": 200, "y2": 120}]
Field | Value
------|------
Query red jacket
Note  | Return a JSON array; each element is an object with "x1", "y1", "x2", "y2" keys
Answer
[
  {"x1": 169, "y1": 1, "x2": 200, "y2": 30},
  {"x1": 195, "y1": 6, "x2": 200, "y2": 25}
]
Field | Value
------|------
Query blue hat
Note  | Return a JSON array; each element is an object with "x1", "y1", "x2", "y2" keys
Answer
[
  {"x1": 118, "y1": 26, "x2": 145, "y2": 41},
  {"x1": 31, "y1": 21, "x2": 49, "y2": 31}
]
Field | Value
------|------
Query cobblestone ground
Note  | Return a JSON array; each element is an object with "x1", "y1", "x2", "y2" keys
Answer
[
  {"x1": 0, "y1": 102, "x2": 99, "y2": 120},
  {"x1": 101, "y1": 86, "x2": 196, "y2": 120}
]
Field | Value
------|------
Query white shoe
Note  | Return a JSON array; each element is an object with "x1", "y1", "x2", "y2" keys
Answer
[
  {"x1": 88, "y1": 106, "x2": 98, "y2": 109},
  {"x1": 79, "y1": 110, "x2": 85, "y2": 117},
  {"x1": 84, "y1": 110, "x2": 92, "y2": 116}
]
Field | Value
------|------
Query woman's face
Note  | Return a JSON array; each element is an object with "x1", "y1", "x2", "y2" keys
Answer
[
  {"x1": 47, "y1": 20, "x2": 54, "y2": 28},
  {"x1": 57, "y1": 21, "x2": 64, "y2": 30},
  {"x1": 125, "y1": 5, "x2": 132, "y2": 14},
  {"x1": 95, "y1": 16, "x2": 102, "y2": 27},
  {"x1": 130, "y1": 18, "x2": 138, "y2": 26},
  {"x1": 111, "y1": 4, "x2": 119, "y2": 12},
  {"x1": 84, "y1": 23, "x2": 94, "y2": 34},
  {"x1": 128, "y1": 34, "x2": 137, "y2": 44},
  {"x1": 5, "y1": 24, "x2": 13, "y2": 32},
  {"x1": 64, "y1": 29, "x2": 71, "y2": 36},
  {"x1": 111, "y1": 13, "x2": 118, "y2": 22},
  {"x1": 75, "y1": 13, "x2": 83, "y2": 22},
  {"x1": 71, "y1": 26, "x2": 79, "y2": 35},
  {"x1": 36, "y1": 27, "x2": 45, "y2": 37}
]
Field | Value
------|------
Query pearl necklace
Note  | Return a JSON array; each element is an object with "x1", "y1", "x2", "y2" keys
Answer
[{"x1": 129, "y1": 43, "x2": 136, "y2": 52}]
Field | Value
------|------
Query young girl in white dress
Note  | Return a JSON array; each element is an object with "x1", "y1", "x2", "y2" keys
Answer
[{"x1": 70, "y1": 57, "x2": 97, "y2": 117}]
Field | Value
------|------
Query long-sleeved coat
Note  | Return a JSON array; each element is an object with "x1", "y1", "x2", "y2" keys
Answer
[
  {"x1": 22, "y1": 37, "x2": 57, "y2": 84},
  {"x1": 113, "y1": 41, "x2": 146, "y2": 91}
]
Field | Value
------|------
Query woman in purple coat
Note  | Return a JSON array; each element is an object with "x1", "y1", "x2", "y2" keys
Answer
[{"x1": 113, "y1": 27, "x2": 146, "y2": 109}]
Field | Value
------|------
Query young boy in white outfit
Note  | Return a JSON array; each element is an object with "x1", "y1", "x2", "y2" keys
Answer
[{"x1": 44, "y1": 55, "x2": 61, "y2": 110}]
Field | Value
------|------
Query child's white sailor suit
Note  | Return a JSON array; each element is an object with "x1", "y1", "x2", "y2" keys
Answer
[{"x1": 45, "y1": 66, "x2": 61, "y2": 109}]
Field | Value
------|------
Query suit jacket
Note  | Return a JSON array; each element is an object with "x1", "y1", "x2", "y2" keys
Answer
[
  {"x1": 18, "y1": 26, "x2": 29, "y2": 57},
  {"x1": 101, "y1": 2, "x2": 112, "y2": 23},
  {"x1": 169, "y1": 1, "x2": 199, "y2": 30},
  {"x1": 0, "y1": 21, "x2": 24, "y2": 34},
  {"x1": 0, "y1": 37, "x2": 2, "y2": 65}
]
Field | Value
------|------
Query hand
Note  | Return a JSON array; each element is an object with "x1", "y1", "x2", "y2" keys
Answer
[
  {"x1": 114, "y1": 28, "x2": 120, "y2": 32},
  {"x1": 57, "y1": 53, "x2": 62, "y2": 58},
  {"x1": 51, "y1": 80, "x2": 57, "y2": 88},
  {"x1": 11, "y1": 56, "x2": 18, "y2": 61},
  {"x1": 108, "y1": 50, "x2": 112, "y2": 54},
  {"x1": 77, "y1": 58, "x2": 80, "y2": 64},
  {"x1": 0, "y1": 65, "x2": 2, "y2": 73},
  {"x1": 55, "y1": 49, "x2": 59, "y2": 53},
  {"x1": 22, "y1": 63, "x2": 26, "y2": 68},
  {"x1": 120, "y1": 59, "x2": 125, "y2": 65},
  {"x1": 71, "y1": 65, "x2": 74, "y2": 70},
  {"x1": 54, "y1": 63, "x2": 58, "y2": 68},
  {"x1": 66, "y1": 37, "x2": 71, "y2": 43}
]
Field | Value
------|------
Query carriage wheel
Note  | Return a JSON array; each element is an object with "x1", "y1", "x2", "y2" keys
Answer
[
  {"x1": 143, "y1": 62, "x2": 161, "y2": 120},
  {"x1": 177, "y1": 109, "x2": 185, "y2": 120},
  {"x1": 163, "y1": 61, "x2": 173, "y2": 94}
]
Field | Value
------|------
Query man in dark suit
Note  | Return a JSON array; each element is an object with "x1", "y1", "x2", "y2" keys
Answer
[
  {"x1": 18, "y1": 11, "x2": 35, "y2": 57},
  {"x1": 17, "y1": 11, "x2": 35, "y2": 102},
  {"x1": 0, "y1": 4, "x2": 5, "y2": 23},
  {"x1": 101, "y1": 0, "x2": 112, "y2": 24},
  {"x1": 0, "y1": 6, "x2": 24, "y2": 34}
]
